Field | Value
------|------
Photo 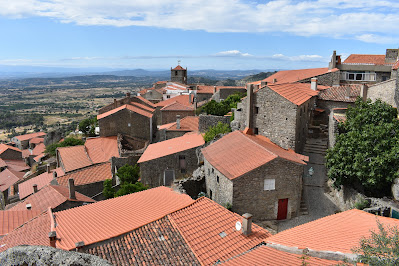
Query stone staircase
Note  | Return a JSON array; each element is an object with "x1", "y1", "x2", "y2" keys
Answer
[
  {"x1": 303, "y1": 138, "x2": 328, "y2": 156},
  {"x1": 300, "y1": 194, "x2": 309, "y2": 215}
]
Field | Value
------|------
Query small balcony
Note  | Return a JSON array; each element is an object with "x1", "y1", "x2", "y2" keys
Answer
[{"x1": 340, "y1": 72, "x2": 376, "y2": 82}]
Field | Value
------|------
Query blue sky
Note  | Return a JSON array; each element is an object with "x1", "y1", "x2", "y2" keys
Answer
[{"x1": 0, "y1": 0, "x2": 398, "y2": 70}]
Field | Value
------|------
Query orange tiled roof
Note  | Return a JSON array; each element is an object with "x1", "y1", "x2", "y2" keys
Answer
[
  {"x1": 33, "y1": 153, "x2": 46, "y2": 162},
  {"x1": 0, "y1": 211, "x2": 51, "y2": 252},
  {"x1": 0, "y1": 144, "x2": 21, "y2": 155},
  {"x1": 160, "y1": 101, "x2": 194, "y2": 111},
  {"x1": 84, "y1": 136, "x2": 119, "y2": 164},
  {"x1": 29, "y1": 137, "x2": 44, "y2": 144},
  {"x1": 32, "y1": 143, "x2": 45, "y2": 156},
  {"x1": 10, "y1": 185, "x2": 95, "y2": 212},
  {"x1": 393, "y1": 60, "x2": 399, "y2": 70},
  {"x1": 97, "y1": 104, "x2": 153, "y2": 120},
  {"x1": 21, "y1": 149, "x2": 31, "y2": 158},
  {"x1": 343, "y1": 54, "x2": 389, "y2": 65},
  {"x1": 318, "y1": 84, "x2": 361, "y2": 103},
  {"x1": 197, "y1": 85, "x2": 217, "y2": 94},
  {"x1": 0, "y1": 158, "x2": 6, "y2": 168},
  {"x1": 138, "y1": 133, "x2": 204, "y2": 163},
  {"x1": 266, "y1": 83, "x2": 326, "y2": 106},
  {"x1": 53, "y1": 186, "x2": 194, "y2": 250},
  {"x1": 138, "y1": 88, "x2": 149, "y2": 94},
  {"x1": 0, "y1": 169, "x2": 24, "y2": 192},
  {"x1": 222, "y1": 244, "x2": 338, "y2": 265},
  {"x1": 0, "y1": 210, "x2": 41, "y2": 236},
  {"x1": 131, "y1": 101, "x2": 156, "y2": 113},
  {"x1": 2, "y1": 160, "x2": 29, "y2": 172},
  {"x1": 156, "y1": 95, "x2": 193, "y2": 108},
  {"x1": 18, "y1": 171, "x2": 54, "y2": 199},
  {"x1": 13, "y1": 132, "x2": 46, "y2": 142},
  {"x1": 162, "y1": 116, "x2": 199, "y2": 132},
  {"x1": 170, "y1": 197, "x2": 271, "y2": 265},
  {"x1": 57, "y1": 162, "x2": 112, "y2": 187},
  {"x1": 266, "y1": 209, "x2": 399, "y2": 254},
  {"x1": 57, "y1": 145, "x2": 92, "y2": 173},
  {"x1": 172, "y1": 65, "x2": 185, "y2": 70},
  {"x1": 252, "y1": 68, "x2": 337, "y2": 85},
  {"x1": 135, "y1": 95, "x2": 156, "y2": 108},
  {"x1": 202, "y1": 131, "x2": 307, "y2": 180}
]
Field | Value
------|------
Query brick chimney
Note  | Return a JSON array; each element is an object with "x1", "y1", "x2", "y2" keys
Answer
[
  {"x1": 273, "y1": 78, "x2": 277, "y2": 84},
  {"x1": 311, "y1": 78, "x2": 318, "y2": 91},
  {"x1": 68, "y1": 178, "x2": 76, "y2": 200},
  {"x1": 126, "y1": 92, "x2": 131, "y2": 99},
  {"x1": 360, "y1": 84, "x2": 368, "y2": 101},
  {"x1": 47, "y1": 164, "x2": 51, "y2": 173},
  {"x1": 113, "y1": 99, "x2": 117, "y2": 108},
  {"x1": 49, "y1": 231, "x2": 57, "y2": 248},
  {"x1": 260, "y1": 81, "x2": 267, "y2": 87},
  {"x1": 242, "y1": 213, "x2": 253, "y2": 236},
  {"x1": 213, "y1": 86, "x2": 217, "y2": 94},
  {"x1": 244, "y1": 84, "x2": 254, "y2": 135},
  {"x1": 33, "y1": 184, "x2": 38, "y2": 193},
  {"x1": 176, "y1": 115, "x2": 181, "y2": 129}
]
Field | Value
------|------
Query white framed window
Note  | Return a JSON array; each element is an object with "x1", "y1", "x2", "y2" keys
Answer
[{"x1": 264, "y1": 179, "x2": 275, "y2": 191}]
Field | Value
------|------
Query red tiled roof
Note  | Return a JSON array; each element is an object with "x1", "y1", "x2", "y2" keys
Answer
[
  {"x1": 202, "y1": 131, "x2": 307, "y2": 180},
  {"x1": 0, "y1": 144, "x2": 21, "y2": 155},
  {"x1": 0, "y1": 169, "x2": 24, "y2": 192},
  {"x1": 2, "y1": 160, "x2": 29, "y2": 172},
  {"x1": 266, "y1": 209, "x2": 399, "y2": 254},
  {"x1": 32, "y1": 143, "x2": 45, "y2": 156},
  {"x1": 131, "y1": 101, "x2": 156, "y2": 112},
  {"x1": 267, "y1": 83, "x2": 326, "y2": 106},
  {"x1": 0, "y1": 158, "x2": 6, "y2": 168},
  {"x1": 57, "y1": 162, "x2": 112, "y2": 187},
  {"x1": 343, "y1": 54, "x2": 389, "y2": 65},
  {"x1": 156, "y1": 95, "x2": 193, "y2": 108},
  {"x1": 162, "y1": 116, "x2": 199, "y2": 132},
  {"x1": 97, "y1": 104, "x2": 153, "y2": 120},
  {"x1": 253, "y1": 68, "x2": 337, "y2": 85},
  {"x1": 10, "y1": 185, "x2": 95, "y2": 212},
  {"x1": 393, "y1": 60, "x2": 399, "y2": 70},
  {"x1": 29, "y1": 137, "x2": 44, "y2": 144},
  {"x1": 0, "y1": 210, "x2": 41, "y2": 236},
  {"x1": 53, "y1": 186, "x2": 194, "y2": 250},
  {"x1": 156, "y1": 80, "x2": 168, "y2": 84},
  {"x1": 172, "y1": 65, "x2": 185, "y2": 70},
  {"x1": 84, "y1": 136, "x2": 119, "y2": 164},
  {"x1": 170, "y1": 197, "x2": 271, "y2": 265},
  {"x1": 0, "y1": 211, "x2": 51, "y2": 252},
  {"x1": 135, "y1": 95, "x2": 156, "y2": 108},
  {"x1": 160, "y1": 101, "x2": 195, "y2": 111},
  {"x1": 57, "y1": 145, "x2": 92, "y2": 173},
  {"x1": 13, "y1": 132, "x2": 46, "y2": 142},
  {"x1": 138, "y1": 88, "x2": 149, "y2": 94},
  {"x1": 18, "y1": 171, "x2": 54, "y2": 199},
  {"x1": 222, "y1": 245, "x2": 338, "y2": 265},
  {"x1": 33, "y1": 153, "x2": 46, "y2": 162},
  {"x1": 197, "y1": 85, "x2": 216, "y2": 94},
  {"x1": 318, "y1": 84, "x2": 361, "y2": 103},
  {"x1": 138, "y1": 133, "x2": 204, "y2": 163},
  {"x1": 21, "y1": 149, "x2": 31, "y2": 158}
]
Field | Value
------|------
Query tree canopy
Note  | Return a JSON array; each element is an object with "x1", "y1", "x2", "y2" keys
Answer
[
  {"x1": 201, "y1": 92, "x2": 245, "y2": 116},
  {"x1": 45, "y1": 137, "x2": 85, "y2": 157},
  {"x1": 203, "y1": 122, "x2": 232, "y2": 142},
  {"x1": 79, "y1": 116, "x2": 98, "y2": 137},
  {"x1": 326, "y1": 99, "x2": 399, "y2": 197}
]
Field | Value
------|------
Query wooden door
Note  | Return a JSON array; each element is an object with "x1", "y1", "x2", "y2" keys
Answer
[
  {"x1": 277, "y1": 198, "x2": 288, "y2": 220},
  {"x1": 164, "y1": 170, "x2": 175, "y2": 186}
]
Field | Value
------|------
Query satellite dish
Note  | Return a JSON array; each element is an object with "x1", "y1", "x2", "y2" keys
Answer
[{"x1": 235, "y1": 221, "x2": 242, "y2": 231}]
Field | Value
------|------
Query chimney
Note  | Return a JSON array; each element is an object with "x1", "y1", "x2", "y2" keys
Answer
[
  {"x1": 49, "y1": 231, "x2": 57, "y2": 248},
  {"x1": 330, "y1": 50, "x2": 337, "y2": 69},
  {"x1": 68, "y1": 178, "x2": 76, "y2": 200},
  {"x1": 242, "y1": 213, "x2": 253, "y2": 236},
  {"x1": 26, "y1": 203, "x2": 32, "y2": 210},
  {"x1": 75, "y1": 241, "x2": 85, "y2": 252},
  {"x1": 33, "y1": 184, "x2": 38, "y2": 193},
  {"x1": 273, "y1": 78, "x2": 277, "y2": 84},
  {"x1": 213, "y1": 86, "x2": 217, "y2": 94},
  {"x1": 245, "y1": 84, "x2": 254, "y2": 135},
  {"x1": 113, "y1": 99, "x2": 117, "y2": 108},
  {"x1": 260, "y1": 81, "x2": 267, "y2": 87},
  {"x1": 311, "y1": 78, "x2": 318, "y2": 91},
  {"x1": 126, "y1": 92, "x2": 131, "y2": 99},
  {"x1": 47, "y1": 164, "x2": 51, "y2": 173},
  {"x1": 345, "y1": 86, "x2": 351, "y2": 99},
  {"x1": 360, "y1": 84, "x2": 368, "y2": 101},
  {"x1": 53, "y1": 171, "x2": 57, "y2": 179},
  {"x1": 176, "y1": 115, "x2": 181, "y2": 129}
]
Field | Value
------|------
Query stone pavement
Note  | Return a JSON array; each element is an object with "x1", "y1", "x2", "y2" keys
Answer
[{"x1": 277, "y1": 138, "x2": 339, "y2": 232}]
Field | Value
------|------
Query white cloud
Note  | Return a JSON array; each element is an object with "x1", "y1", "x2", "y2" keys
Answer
[
  {"x1": 271, "y1": 54, "x2": 326, "y2": 62},
  {"x1": 215, "y1": 50, "x2": 252, "y2": 57}
]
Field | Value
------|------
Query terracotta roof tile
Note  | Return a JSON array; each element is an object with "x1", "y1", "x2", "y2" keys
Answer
[
  {"x1": 18, "y1": 171, "x2": 54, "y2": 199},
  {"x1": 266, "y1": 209, "x2": 399, "y2": 254},
  {"x1": 21, "y1": 149, "x2": 31, "y2": 158},
  {"x1": 160, "y1": 101, "x2": 195, "y2": 111},
  {"x1": 97, "y1": 104, "x2": 153, "y2": 120},
  {"x1": 0, "y1": 211, "x2": 51, "y2": 252},
  {"x1": 138, "y1": 133, "x2": 204, "y2": 163},
  {"x1": 33, "y1": 153, "x2": 46, "y2": 162},
  {"x1": 10, "y1": 185, "x2": 95, "y2": 213},
  {"x1": 57, "y1": 162, "x2": 112, "y2": 187},
  {"x1": 53, "y1": 186, "x2": 194, "y2": 250},
  {"x1": 135, "y1": 95, "x2": 156, "y2": 108},
  {"x1": 29, "y1": 137, "x2": 44, "y2": 144},
  {"x1": 197, "y1": 85, "x2": 216, "y2": 94},
  {"x1": 318, "y1": 84, "x2": 361, "y2": 103},
  {"x1": 163, "y1": 116, "x2": 199, "y2": 132},
  {"x1": 13, "y1": 132, "x2": 46, "y2": 142},
  {"x1": 32, "y1": 143, "x2": 45, "y2": 156},
  {"x1": 170, "y1": 197, "x2": 271, "y2": 265},
  {"x1": 253, "y1": 68, "x2": 337, "y2": 85},
  {"x1": 172, "y1": 65, "x2": 185, "y2": 70},
  {"x1": 202, "y1": 131, "x2": 307, "y2": 180},
  {"x1": 393, "y1": 60, "x2": 399, "y2": 70},
  {"x1": 0, "y1": 158, "x2": 6, "y2": 168},
  {"x1": 84, "y1": 136, "x2": 119, "y2": 164},
  {"x1": 343, "y1": 54, "x2": 389, "y2": 65},
  {"x1": 57, "y1": 145, "x2": 92, "y2": 173},
  {"x1": 156, "y1": 95, "x2": 193, "y2": 108},
  {"x1": 222, "y1": 244, "x2": 338, "y2": 265},
  {"x1": 131, "y1": 101, "x2": 156, "y2": 112},
  {"x1": 0, "y1": 210, "x2": 41, "y2": 236},
  {"x1": 84, "y1": 216, "x2": 200, "y2": 265},
  {"x1": 266, "y1": 83, "x2": 324, "y2": 106},
  {"x1": 2, "y1": 160, "x2": 29, "y2": 172},
  {"x1": 0, "y1": 144, "x2": 22, "y2": 155},
  {"x1": 0, "y1": 169, "x2": 24, "y2": 192}
]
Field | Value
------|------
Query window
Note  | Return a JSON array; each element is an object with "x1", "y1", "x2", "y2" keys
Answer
[
  {"x1": 175, "y1": 71, "x2": 178, "y2": 76},
  {"x1": 217, "y1": 176, "x2": 219, "y2": 183},
  {"x1": 264, "y1": 179, "x2": 276, "y2": 191},
  {"x1": 255, "y1": 107, "x2": 259, "y2": 114},
  {"x1": 212, "y1": 168, "x2": 214, "y2": 174},
  {"x1": 179, "y1": 155, "x2": 186, "y2": 173},
  {"x1": 208, "y1": 168, "x2": 210, "y2": 175},
  {"x1": 164, "y1": 170, "x2": 175, "y2": 186},
  {"x1": 382, "y1": 76, "x2": 388, "y2": 81},
  {"x1": 167, "y1": 95, "x2": 170, "y2": 99},
  {"x1": 254, "y1": 128, "x2": 259, "y2": 134},
  {"x1": 210, "y1": 189, "x2": 213, "y2": 199}
]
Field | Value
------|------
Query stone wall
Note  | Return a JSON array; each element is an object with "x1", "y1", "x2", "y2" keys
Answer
[
  {"x1": 140, "y1": 146, "x2": 201, "y2": 187},
  {"x1": 74, "y1": 181, "x2": 106, "y2": 199},
  {"x1": 111, "y1": 156, "x2": 139, "y2": 175},
  {"x1": 328, "y1": 110, "x2": 340, "y2": 148},
  {"x1": 299, "y1": 71, "x2": 340, "y2": 86},
  {"x1": 232, "y1": 158, "x2": 303, "y2": 220},
  {"x1": 213, "y1": 88, "x2": 246, "y2": 102},
  {"x1": 198, "y1": 114, "x2": 230, "y2": 133},
  {"x1": 317, "y1": 100, "x2": 355, "y2": 123},
  {"x1": 0, "y1": 148, "x2": 22, "y2": 160},
  {"x1": 53, "y1": 199, "x2": 93, "y2": 212},
  {"x1": 44, "y1": 129, "x2": 63, "y2": 146},
  {"x1": 161, "y1": 110, "x2": 195, "y2": 125},
  {"x1": 197, "y1": 93, "x2": 213, "y2": 102},
  {"x1": 295, "y1": 98, "x2": 315, "y2": 153},
  {"x1": 204, "y1": 158, "x2": 234, "y2": 206},
  {"x1": 367, "y1": 78, "x2": 397, "y2": 108},
  {"x1": 98, "y1": 109, "x2": 152, "y2": 141}
]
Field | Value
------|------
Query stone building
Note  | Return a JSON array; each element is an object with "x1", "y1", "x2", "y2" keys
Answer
[
  {"x1": 138, "y1": 133, "x2": 204, "y2": 187},
  {"x1": 367, "y1": 69, "x2": 399, "y2": 108},
  {"x1": 160, "y1": 101, "x2": 195, "y2": 125},
  {"x1": 171, "y1": 65, "x2": 187, "y2": 84},
  {"x1": 157, "y1": 116, "x2": 199, "y2": 141},
  {"x1": 98, "y1": 94, "x2": 156, "y2": 115},
  {"x1": 212, "y1": 86, "x2": 246, "y2": 102},
  {"x1": 202, "y1": 130, "x2": 307, "y2": 220},
  {"x1": 0, "y1": 144, "x2": 22, "y2": 160},
  {"x1": 11, "y1": 132, "x2": 46, "y2": 150},
  {"x1": 234, "y1": 81, "x2": 321, "y2": 152}
]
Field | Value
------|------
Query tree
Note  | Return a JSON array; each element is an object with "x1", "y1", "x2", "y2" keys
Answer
[
  {"x1": 353, "y1": 220, "x2": 399, "y2": 265},
  {"x1": 103, "y1": 179, "x2": 115, "y2": 199},
  {"x1": 203, "y1": 122, "x2": 232, "y2": 142},
  {"x1": 201, "y1": 92, "x2": 246, "y2": 116},
  {"x1": 45, "y1": 137, "x2": 85, "y2": 157},
  {"x1": 326, "y1": 99, "x2": 399, "y2": 197},
  {"x1": 116, "y1": 164, "x2": 140, "y2": 184},
  {"x1": 114, "y1": 182, "x2": 148, "y2": 198},
  {"x1": 79, "y1": 116, "x2": 98, "y2": 137}
]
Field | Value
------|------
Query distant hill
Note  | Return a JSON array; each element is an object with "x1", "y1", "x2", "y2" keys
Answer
[{"x1": 240, "y1": 71, "x2": 278, "y2": 83}]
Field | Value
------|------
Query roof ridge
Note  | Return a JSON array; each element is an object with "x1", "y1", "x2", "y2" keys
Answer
[
  {"x1": 61, "y1": 161, "x2": 108, "y2": 175},
  {"x1": 48, "y1": 185, "x2": 70, "y2": 200},
  {"x1": 6, "y1": 210, "x2": 48, "y2": 233},
  {"x1": 238, "y1": 131, "x2": 278, "y2": 159}
]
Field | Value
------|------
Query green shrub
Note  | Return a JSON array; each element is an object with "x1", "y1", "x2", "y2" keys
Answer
[
  {"x1": 45, "y1": 137, "x2": 84, "y2": 157},
  {"x1": 354, "y1": 198, "x2": 370, "y2": 210},
  {"x1": 203, "y1": 122, "x2": 231, "y2": 142}
]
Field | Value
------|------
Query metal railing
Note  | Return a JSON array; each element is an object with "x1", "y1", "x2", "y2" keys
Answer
[{"x1": 340, "y1": 72, "x2": 376, "y2": 81}]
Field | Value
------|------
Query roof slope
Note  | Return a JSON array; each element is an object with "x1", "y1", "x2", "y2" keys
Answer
[
  {"x1": 160, "y1": 116, "x2": 199, "y2": 132},
  {"x1": 0, "y1": 169, "x2": 24, "y2": 192},
  {"x1": 0, "y1": 210, "x2": 41, "y2": 236},
  {"x1": 138, "y1": 133, "x2": 204, "y2": 163},
  {"x1": 53, "y1": 186, "x2": 194, "y2": 250},
  {"x1": 57, "y1": 162, "x2": 112, "y2": 187},
  {"x1": 156, "y1": 95, "x2": 193, "y2": 108},
  {"x1": 2, "y1": 160, "x2": 29, "y2": 172},
  {"x1": 170, "y1": 197, "x2": 271, "y2": 265},
  {"x1": 255, "y1": 68, "x2": 337, "y2": 85},
  {"x1": 32, "y1": 143, "x2": 45, "y2": 156},
  {"x1": 202, "y1": 131, "x2": 307, "y2": 180},
  {"x1": 57, "y1": 145, "x2": 92, "y2": 173},
  {"x1": 29, "y1": 137, "x2": 44, "y2": 144},
  {"x1": 13, "y1": 132, "x2": 46, "y2": 142},
  {"x1": 0, "y1": 144, "x2": 21, "y2": 155},
  {"x1": 161, "y1": 101, "x2": 194, "y2": 111},
  {"x1": 172, "y1": 65, "x2": 185, "y2": 70},
  {"x1": 0, "y1": 211, "x2": 51, "y2": 252},
  {"x1": 10, "y1": 185, "x2": 95, "y2": 212},
  {"x1": 84, "y1": 136, "x2": 119, "y2": 164},
  {"x1": 318, "y1": 84, "x2": 361, "y2": 103},
  {"x1": 18, "y1": 171, "x2": 54, "y2": 199},
  {"x1": 266, "y1": 209, "x2": 399, "y2": 254},
  {"x1": 266, "y1": 83, "x2": 324, "y2": 106},
  {"x1": 97, "y1": 104, "x2": 153, "y2": 120},
  {"x1": 85, "y1": 216, "x2": 200, "y2": 265},
  {"x1": 343, "y1": 54, "x2": 388, "y2": 65}
]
